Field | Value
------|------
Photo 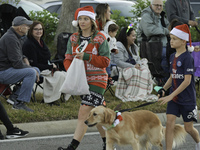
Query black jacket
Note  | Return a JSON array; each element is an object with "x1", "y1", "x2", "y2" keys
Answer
[{"x1": 22, "y1": 37, "x2": 53, "y2": 71}]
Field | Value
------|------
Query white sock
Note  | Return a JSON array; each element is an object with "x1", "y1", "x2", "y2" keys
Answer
[{"x1": 196, "y1": 142, "x2": 200, "y2": 150}]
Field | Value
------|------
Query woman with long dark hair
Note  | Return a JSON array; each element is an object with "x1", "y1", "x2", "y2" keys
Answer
[{"x1": 113, "y1": 24, "x2": 154, "y2": 102}]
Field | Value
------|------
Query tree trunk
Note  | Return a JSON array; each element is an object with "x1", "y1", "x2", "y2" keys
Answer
[{"x1": 55, "y1": 0, "x2": 80, "y2": 44}]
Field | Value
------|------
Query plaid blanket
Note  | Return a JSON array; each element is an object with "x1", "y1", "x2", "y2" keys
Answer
[{"x1": 115, "y1": 59, "x2": 157, "y2": 102}]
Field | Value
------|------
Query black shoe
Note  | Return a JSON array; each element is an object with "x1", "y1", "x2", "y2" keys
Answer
[
  {"x1": 13, "y1": 101, "x2": 34, "y2": 112},
  {"x1": 103, "y1": 143, "x2": 106, "y2": 150},
  {"x1": 58, "y1": 144, "x2": 75, "y2": 150},
  {"x1": 0, "y1": 131, "x2": 4, "y2": 140},
  {"x1": 7, "y1": 94, "x2": 18, "y2": 105},
  {"x1": 6, "y1": 127, "x2": 29, "y2": 139}
]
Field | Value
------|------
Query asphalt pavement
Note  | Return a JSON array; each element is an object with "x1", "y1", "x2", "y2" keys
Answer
[{"x1": 0, "y1": 111, "x2": 199, "y2": 138}]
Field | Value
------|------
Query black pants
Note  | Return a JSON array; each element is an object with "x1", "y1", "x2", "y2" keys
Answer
[{"x1": 0, "y1": 101, "x2": 14, "y2": 131}]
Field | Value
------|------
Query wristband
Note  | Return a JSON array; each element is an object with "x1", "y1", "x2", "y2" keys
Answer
[{"x1": 157, "y1": 88, "x2": 166, "y2": 98}]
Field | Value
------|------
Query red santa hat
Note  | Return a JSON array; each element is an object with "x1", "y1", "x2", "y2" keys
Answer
[
  {"x1": 72, "y1": 6, "x2": 95, "y2": 27},
  {"x1": 170, "y1": 24, "x2": 192, "y2": 47}
]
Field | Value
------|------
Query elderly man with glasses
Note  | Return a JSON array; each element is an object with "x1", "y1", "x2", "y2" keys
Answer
[
  {"x1": 137, "y1": 0, "x2": 170, "y2": 85},
  {"x1": 0, "y1": 16, "x2": 40, "y2": 112}
]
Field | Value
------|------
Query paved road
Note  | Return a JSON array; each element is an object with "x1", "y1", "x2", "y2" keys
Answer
[{"x1": 0, "y1": 124, "x2": 200, "y2": 150}]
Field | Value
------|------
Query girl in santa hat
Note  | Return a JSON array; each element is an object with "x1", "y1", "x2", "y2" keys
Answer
[
  {"x1": 158, "y1": 24, "x2": 200, "y2": 150},
  {"x1": 58, "y1": 6, "x2": 110, "y2": 150}
]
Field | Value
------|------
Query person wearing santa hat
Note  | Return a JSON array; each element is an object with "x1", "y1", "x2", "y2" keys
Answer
[
  {"x1": 58, "y1": 6, "x2": 110, "y2": 150},
  {"x1": 158, "y1": 24, "x2": 200, "y2": 150}
]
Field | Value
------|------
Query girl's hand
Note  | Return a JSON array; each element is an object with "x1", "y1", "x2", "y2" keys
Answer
[{"x1": 76, "y1": 52, "x2": 84, "y2": 60}]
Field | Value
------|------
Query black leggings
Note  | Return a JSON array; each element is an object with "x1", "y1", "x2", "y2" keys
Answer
[{"x1": 0, "y1": 101, "x2": 14, "y2": 131}]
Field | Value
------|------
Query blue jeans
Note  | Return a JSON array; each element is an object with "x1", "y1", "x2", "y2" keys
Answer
[
  {"x1": 106, "y1": 63, "x2": 111, "y2": 76},
  {"x1": 0, "y1": 67, "x2": 40, "y2": 103}
]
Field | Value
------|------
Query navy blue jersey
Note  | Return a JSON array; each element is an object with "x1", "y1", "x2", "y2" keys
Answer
[{"x1": 169, "y1": 51, "x2": 196, "y2": 105}]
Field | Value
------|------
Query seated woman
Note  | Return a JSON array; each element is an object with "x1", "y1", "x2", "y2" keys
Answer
[
  {"x1": 113, "y1": 24, "x2": 155, "y2": 102},
  {"x1": 22, "y1": 21, "x2": 68, "y2": 104}
]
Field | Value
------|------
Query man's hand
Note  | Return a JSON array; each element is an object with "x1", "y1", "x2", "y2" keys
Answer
[
  {"x1": 23, "y1": 57, "x2": 30, "y2": 66},
  {"x1": 188, "y1": 20, "x2": 198, "y2": 27}
]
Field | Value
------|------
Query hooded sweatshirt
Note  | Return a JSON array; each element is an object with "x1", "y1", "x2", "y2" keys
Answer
[{"x1": 101, "y1": 20, "x2": 118, "y2": 53}]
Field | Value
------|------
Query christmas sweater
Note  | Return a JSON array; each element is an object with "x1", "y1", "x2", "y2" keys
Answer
[{"x1": 64, "y1": 31, "x2": 110, "y2": 95}]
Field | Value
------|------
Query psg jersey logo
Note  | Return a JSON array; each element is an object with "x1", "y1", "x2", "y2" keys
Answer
[{"x1": 177, "y1": 61, "x2": 182, "y2": 67}]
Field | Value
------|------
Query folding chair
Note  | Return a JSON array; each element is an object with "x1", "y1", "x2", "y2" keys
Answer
[
  {"x1": 0, "y1": 83, "x2": 12, "y2": 100},
  {"x1": 52, "y1": 32, "x2": 72, "y2": 71},
  {"x1": 31, "y1": 75, "x2": 66, "y2": 103},
  {"x1": 0, "y1": 82, "x2": 23, "y2": 105},
  {"x1": 105, "y1": 64, "x2": 119, "y2": 96},
  {"x1": 32, "y1": 76, "x2": 43, "y2": 102},
  {"x1": 140, "y1": 41, "x2": 169, "y2": 86}
]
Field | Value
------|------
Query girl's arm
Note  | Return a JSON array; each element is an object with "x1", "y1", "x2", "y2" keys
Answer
[{"x1": 158, "y1": 74, "x2": 191, "y2": 105}]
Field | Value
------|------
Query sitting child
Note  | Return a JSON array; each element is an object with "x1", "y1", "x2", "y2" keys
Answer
[{"x1": 101, "y1": 20, "x2": 119, "y2": 85}]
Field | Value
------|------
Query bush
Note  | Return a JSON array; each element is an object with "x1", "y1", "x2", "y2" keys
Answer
[
  {"x1": 29, "y1": 10, "x2": 59, "y2": 54},
  {"x1": 130, "y1": 0, "x2": 151, "y2": 22},
  {"x1": 110, "y1": 0, "x2": 151, "y2": 36},
  {"x1": 190, "y1": 21, "x2": 200, "y2": 42},
  {"x1": 111, "y1": 10, "x2": 133, "y2": 36}
]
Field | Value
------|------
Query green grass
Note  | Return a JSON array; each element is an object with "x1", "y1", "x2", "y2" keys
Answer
[{"x1": 1, "y1": 85, "x2": 200, "y2": 124}]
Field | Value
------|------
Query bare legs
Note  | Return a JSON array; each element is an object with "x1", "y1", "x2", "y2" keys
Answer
[
  {"x1": 166, "y1": 114, "x2": 176, "y2": 150},
  {"x1": 73, "y1": 105, "x2": 93, "y2": 141},
  {"x1": 184, "y1": 122, "x2": 200, "y2": 143},
  {"x1": 166, "y1": 114, "x2": 200, "y2": 150},
  {"x1": 73, "y1": 105, "x2": 105, "y2": 142}
]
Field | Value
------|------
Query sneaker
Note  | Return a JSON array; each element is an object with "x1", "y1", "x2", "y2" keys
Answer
[
  {"x1": 0, "y1": 131, "x2": 4, "y2": 140},
  {"x1": 13, "y1": 102, "x2": 34, "y2": 112},
  {"x1": 6, "y1": 127, "x2": 29, "y2": 139},
  {"x1": 7, "y1": 94, "x2": 18, "y2": 105},
  {"x1": 58, "y1": 144, "x2": 75, "y2": 150}
]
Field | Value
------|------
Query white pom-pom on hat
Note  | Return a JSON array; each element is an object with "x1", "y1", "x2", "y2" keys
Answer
[
  {"x1": 72, "y1": 6, "x2": 95, "y2": 27},
  {"x1": 72, "y1": 20, "x2": 78, "y2": 27},
  {"x1": 188, "y1": 45, "x2": 194, "y2": 52}
]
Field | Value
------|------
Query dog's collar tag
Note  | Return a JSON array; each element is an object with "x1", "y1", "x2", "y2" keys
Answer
[{"x1": 102, "y1": 111, "x2": 123, "y2": 130}]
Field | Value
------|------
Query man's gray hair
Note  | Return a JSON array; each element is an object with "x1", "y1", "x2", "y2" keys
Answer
[{"x1": 151, "y1": 0, "x2": 163, "y2": 4}]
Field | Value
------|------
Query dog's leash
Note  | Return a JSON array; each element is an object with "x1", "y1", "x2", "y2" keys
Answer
[{"x1": 114, "y1": 101, "x2": 157, "y2": 113}]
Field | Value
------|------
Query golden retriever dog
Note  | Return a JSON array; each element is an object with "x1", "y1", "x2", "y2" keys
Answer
[{"x1": 85, "y1": 106, "x2": 187, "y2": 150}]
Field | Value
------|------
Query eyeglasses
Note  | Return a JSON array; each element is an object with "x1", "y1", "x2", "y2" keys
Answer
[
  {"x1": 33, "y1": 28, "x2": 43, "y2": 31},
  {"x1": 126, "y1": 24, "x2": 133, "y2": 33},
  {"x1": 152, "y1": 4, "x2": 163, "y2": 7}
]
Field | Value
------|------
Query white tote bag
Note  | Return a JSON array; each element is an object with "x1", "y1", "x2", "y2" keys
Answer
[{"x1": 59, "y1": 40, "x2": 90, "y2": 95}]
